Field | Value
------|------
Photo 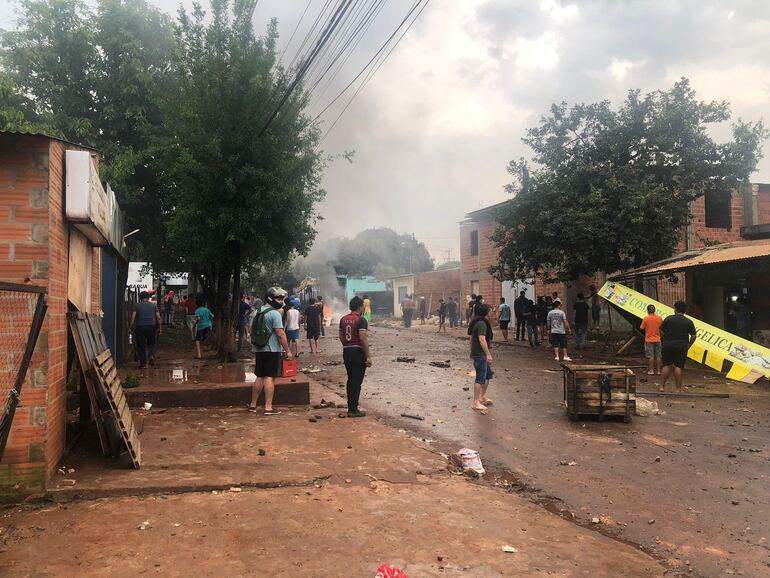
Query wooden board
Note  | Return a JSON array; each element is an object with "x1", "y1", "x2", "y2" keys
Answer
[
  {"x1": 67, "y1": 230, "x2": 93, "y2": 313},
  {"x1": 67, "y1": 314, "x2": 109, "y2": 455},
  {"x1": 69, "y1": 312, "x2": 141, "y2": 468},
  {"x1": 92, "y1": 348, "x2": 141, "y2": 467}
]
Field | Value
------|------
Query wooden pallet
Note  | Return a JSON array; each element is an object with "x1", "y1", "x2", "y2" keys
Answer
[
  {"x1": 67, "y1": 313, "x2": 110, "y2": 455},
  {"x1": 68, "y1": 311, "x2": 141, "y2": 468},
  {"x1": 562, "y1": 364, "x2": 636, "y2": 423},
  {"x1": 91, "y1": 349, "x2": 141, "y2": 467}
]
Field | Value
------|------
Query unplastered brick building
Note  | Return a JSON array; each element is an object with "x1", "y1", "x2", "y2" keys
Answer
[
  {"x1": 0, "y1": 131, "x2": 126, "y2": 499},
  {"x1": 460, "y1": 185, "x2": 770, "y2": 327},
  {"x1": 390, "y1": 268, "x2": 461, "y2": 318}
]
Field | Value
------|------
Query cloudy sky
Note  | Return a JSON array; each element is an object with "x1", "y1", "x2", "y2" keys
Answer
[{"x1": 2, "y1": 0, "x2": 769, "y2": 263}]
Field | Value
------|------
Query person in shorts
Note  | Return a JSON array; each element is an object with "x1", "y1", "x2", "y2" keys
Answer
[
  {"x1": 193, "y1": 299, "x2": 214, "y2": 359},
  {"x1": 469, "y1": 303, "x2": 494, "y2": 414},
  {"x1": 659, "y1": 301, "x2": 696, "y2": 392},
  {"x1": 498, "y1": 296, "x2": 512, "y2": 341},
  {"x1": 285, "y1": 300, "x2": 301, "y2": 357},
  {"x1": 248, "y1": 287, "x2": 293, "y2": 415},
  {"x1": 547, "y1": 299, "x2": 572, "y2": 362},
  {"x1": 640, "y1": 304, "x2": 663, "y2": 377}
]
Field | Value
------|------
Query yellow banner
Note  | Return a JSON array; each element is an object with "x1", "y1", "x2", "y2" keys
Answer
[{"x1": 600, "y1": 281, "x2": 770, "y2": 384}]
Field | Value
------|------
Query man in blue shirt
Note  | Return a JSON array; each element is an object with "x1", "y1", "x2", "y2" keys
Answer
[
  {"x1": 248, "y1": 287, "x2": 293, "y2": 416},
  {"x1": 498, "y1": 297, "x2": 512, "y2": 342}
]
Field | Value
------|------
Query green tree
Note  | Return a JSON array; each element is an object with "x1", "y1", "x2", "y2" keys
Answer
[
  {"x1": 492, "y1": 79, "x2": 767, "y2": 282},
  {"x1": 436, "y1": 260, "x2": 461, "y2": 271},
  {"x1": 154, "y1": 0, "x2": 325, "y2": 358},
  {"x1": 330, "y1": 228, "x2": 434, "y2": 277},
  {"x1": 0, "y1": 0, "x2": 176, "y2": 261},
  {"x1": 0, "y1": 0, "x2": 98, "y2": 139}
]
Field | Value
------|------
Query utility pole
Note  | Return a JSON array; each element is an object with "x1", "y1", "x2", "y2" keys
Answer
[
  {"x1": 445, "y1": 249, "x2": 452, "y2": 263},
  {"x1": 403, "y1": 234, "x2": 416, "y2": 274}
]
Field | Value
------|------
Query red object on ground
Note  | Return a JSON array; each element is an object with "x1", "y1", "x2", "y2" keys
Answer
[
  {"x1": 281, "y1": 358, "x2": 298, "y2": 378},
  {"x1": 375, "y1": 564, "x2": 408, "y2": 578}
]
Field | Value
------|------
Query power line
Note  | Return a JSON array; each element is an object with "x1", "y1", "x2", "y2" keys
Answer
[
  {"x1": 310, "y1": 0, "x2": 387, "y2": 101},
  {"x1": 319, "y1": 0, "x2": 430, "y2": 141},
  {"x1": 257, "y1": 0, "x2": 355, "y2": 138},
  {"x1": 280, "y1": 0, "x2": 313, "y2": 62},
  {"x1": 304, "y1": 0, "x2": 384, "y2": 92}
]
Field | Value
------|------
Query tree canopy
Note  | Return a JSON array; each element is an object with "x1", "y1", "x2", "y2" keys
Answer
[
  {"x1": 1, "y1": 0, "x2": 328, "y2": 359},
  {"x1": 329, "y1": 228, "x2": 433, "y2": 277},
  {"x1": 492, "y1": 79, "x2": 767, "y2": 282}
]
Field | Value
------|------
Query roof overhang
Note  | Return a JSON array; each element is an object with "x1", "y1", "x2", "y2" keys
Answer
[{"x1": 611, "y1": 240, "x2": 770, "y2": 280}]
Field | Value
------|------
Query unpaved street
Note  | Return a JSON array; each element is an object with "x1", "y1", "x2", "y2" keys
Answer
[{"x1": 309, "y1": 324, "x2": 770, "y2": 578}]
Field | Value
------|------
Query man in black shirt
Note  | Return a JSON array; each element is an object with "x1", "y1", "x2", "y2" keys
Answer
[
  {"x1": 659, "y1": 301, "x2": 697, "y2": 392},
  {"x1": 573, "y1": 293, "x2": 590, "y2": 350},
  {"x1": 513, "y1": 290, "x2": 528, "y2": 341},
  {"x1": 305, "y1": 297, "x2": 323, "y2": 354}
]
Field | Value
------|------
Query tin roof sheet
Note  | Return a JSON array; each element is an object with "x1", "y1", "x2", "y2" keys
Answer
[{"x1": 613, "y1": 239, "x2": 770, "y2": 279}]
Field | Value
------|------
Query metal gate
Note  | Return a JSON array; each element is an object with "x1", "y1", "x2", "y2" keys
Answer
[{"x1": 0, "y1": 282, "x2": 48, "y2": 462}]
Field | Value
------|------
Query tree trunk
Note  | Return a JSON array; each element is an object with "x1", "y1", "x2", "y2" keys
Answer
[{"x1": 215, "y1": 244, "x2": 241, "y2": 362}]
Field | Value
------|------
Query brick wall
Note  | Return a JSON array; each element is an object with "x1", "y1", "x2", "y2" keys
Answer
[
  {"x1": 44, "y1": 140, "x2": 69, "y2": 478},
  {"x1": 0, "y1": 135, "x2": 100, "y2": 499},
  {"x1": 413, "y1": 268, "x2": 462, "y2": 310},
  {"x1": 0, "y1": 134, "x2": 52, "y2": 496}
]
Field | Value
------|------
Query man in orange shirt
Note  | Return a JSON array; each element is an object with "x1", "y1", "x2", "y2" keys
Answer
[{"x1": 640, "y1": 304, "x2": 663, "y2": 376}]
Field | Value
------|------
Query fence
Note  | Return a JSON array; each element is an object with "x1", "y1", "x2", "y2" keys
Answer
[{"x1": 0, "y1": 282, "x2": 48, "y2": 463}]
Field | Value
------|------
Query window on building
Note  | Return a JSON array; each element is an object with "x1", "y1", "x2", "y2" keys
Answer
[
  {"x1": 470, "y1": 229, "x2": 479, "y2": 256},
  {"x1": 471, "y1": 280, "x2": 480, "y2": 295},
  {"x1": 704, "y1": 190, "x2": 732, "y2": 230}
]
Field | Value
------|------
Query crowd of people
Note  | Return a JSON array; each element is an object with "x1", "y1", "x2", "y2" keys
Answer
[{"x1": 131, "y1": 280, "x2": 698, "y2": 419}]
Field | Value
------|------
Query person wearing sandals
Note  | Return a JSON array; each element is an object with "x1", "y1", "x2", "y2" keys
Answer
[
  {"x1": 248, "y1": 287, "x2": 293, "y2": 416},
  {"x1": 468, "y1": 303, "x2": 494, "y2": 414},
  {"x1": 640, "y1": 304, "x2": 663, "y2": 378}
]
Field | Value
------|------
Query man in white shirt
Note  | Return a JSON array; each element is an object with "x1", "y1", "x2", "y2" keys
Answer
[
  {"x1": 285, "y1": 301, "x2": 301, "y2": 357},
  {"x1": 547, "y1": 299, "x2": 572, "y2": 362}
]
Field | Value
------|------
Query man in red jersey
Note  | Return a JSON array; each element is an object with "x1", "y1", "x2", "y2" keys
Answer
[{"x1": 339, "y1": 296, "x2": 372, "y2": 418}]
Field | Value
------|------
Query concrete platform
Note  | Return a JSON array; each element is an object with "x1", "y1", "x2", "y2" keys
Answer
[
  {"x1": 124, "y1": 377, "x2": 310, "y2": 408},
  {"x1": 120, "y1": 359, "x2": 310, "y2": 408}
]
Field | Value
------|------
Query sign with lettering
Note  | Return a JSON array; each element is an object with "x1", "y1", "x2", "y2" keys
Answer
[{"x1": 600, "y1": 281, "x2": 770, "y2": 383}]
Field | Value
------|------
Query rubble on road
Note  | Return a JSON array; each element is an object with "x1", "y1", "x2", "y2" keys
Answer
[
  {"x1": 635, "y1": 397, "x2": 664, "y2": 417},
  {"x1": 300, "y1": 365, "x2": 326, "y2": 373},
  {"x1": 395, "y1": 356, "x2": 416, "y2": 363},
  {"x1": 450, "y1": 448, "x2": 485, "y2": 475},
  {"x1": 429, "y1": 360, "x2": 451, "y2": 368}
]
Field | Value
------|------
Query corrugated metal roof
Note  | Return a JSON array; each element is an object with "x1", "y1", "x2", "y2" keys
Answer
[
  {"x1": 0, "y1": 129, "x2": 99, "y2": 153},
  {"x1": 614, "y1": 240, "x2": 770, "y2": 279}
]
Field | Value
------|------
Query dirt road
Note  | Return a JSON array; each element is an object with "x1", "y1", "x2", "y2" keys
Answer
[
  {"x1": 308, "y1": 323, "x2": 770, "y2": 578},
  {"x1": 0, "y1": 403, "x2": 665, "y2": 577}
]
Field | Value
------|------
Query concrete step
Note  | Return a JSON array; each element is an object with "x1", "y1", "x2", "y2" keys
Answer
[{"x1": 124, "y1": 377, "x2": 310, "y2": 408}]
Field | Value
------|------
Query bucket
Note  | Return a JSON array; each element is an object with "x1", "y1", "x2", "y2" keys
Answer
[{"x1": 281, "y1": 358, "x2": 298, "y2": 378}]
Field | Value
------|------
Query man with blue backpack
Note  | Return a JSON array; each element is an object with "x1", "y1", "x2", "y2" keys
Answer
[{"x1": 248, "y1": 286, "x2": 293, "y2": 416}]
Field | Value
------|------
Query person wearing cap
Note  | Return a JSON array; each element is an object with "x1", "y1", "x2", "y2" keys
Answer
[
  {"x1": 547, "y1": 298, "x2": 572, "y2": 362},
  {"x1": 248, "y1": 287, "x2": 293, "y2": 415}
]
